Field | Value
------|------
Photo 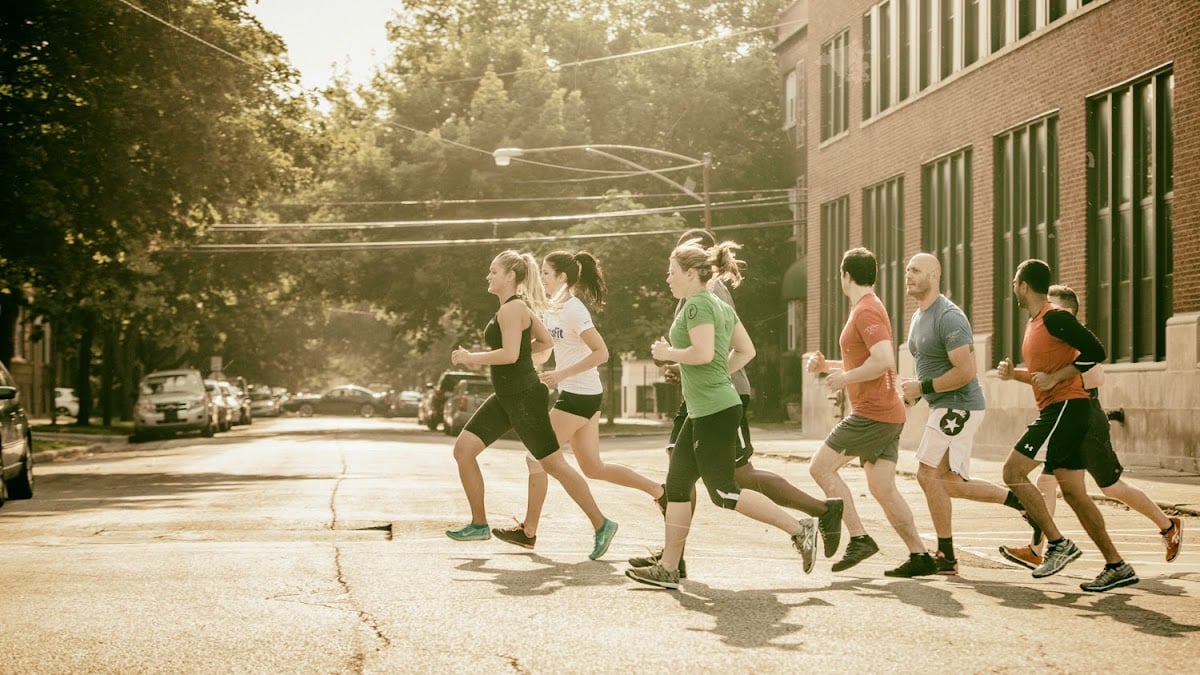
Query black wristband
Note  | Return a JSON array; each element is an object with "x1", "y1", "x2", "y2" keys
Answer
[{"x1": 920, "y1": 379, "x2": 936, "y2": 396}]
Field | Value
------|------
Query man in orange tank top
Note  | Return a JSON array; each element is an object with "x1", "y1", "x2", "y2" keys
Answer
[
  {"x1": 808, "y1": 248, "x2": 936, "y2": 577},
  {"x1": 998, "y1": 259, "x2": 1138, "y2": 592}
]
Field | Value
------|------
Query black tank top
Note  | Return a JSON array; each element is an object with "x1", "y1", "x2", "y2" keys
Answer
[{"x1": 483, "y1": 296, "x2": 539, "y2": 395}]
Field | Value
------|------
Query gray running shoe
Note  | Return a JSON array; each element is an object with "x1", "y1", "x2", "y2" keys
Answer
[
  {"x1": 1032, "y1": 538, "x2": 1082, "y2": 578},
  {"x1": 1080, "y1": 562, "x2": 1139, "y2": 592},
  {"x1": 625, "y1": 563, "x2": 680, "y2": 590},
  {"x1": 792, "y1": 518, "x2": 818, "y2": 574},
  {"x1": 817, "y1": 498, "x2": 844, "y2": 558},
  {"x1": 831, "y1": 535, "x2": 880, "y2": 572},
  {"x1": 627, "y1": 548, "x2": 687, "y2": 578}
]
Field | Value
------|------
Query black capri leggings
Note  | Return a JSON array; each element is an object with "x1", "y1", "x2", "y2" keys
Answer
[
  {"x1": 463, "y1": 384, "x2": 559, "y2": 459},
  {"x1": 664, "y1": 404, "x2": 743, "y2": 510}
]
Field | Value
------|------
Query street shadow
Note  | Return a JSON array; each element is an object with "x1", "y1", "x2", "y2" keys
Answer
[
  {"x1": 452, "y1": 553, "x2": 627, "y2": 596},
  {"x1": 941, "y1": 574, "x2": 1200, "y2": 638},
  {"x1": 0, "y1": 470, "x2": 331, "y2": 516},
  {"x1": 627, "y1": 575, "x2": 964, "y2": 651}
]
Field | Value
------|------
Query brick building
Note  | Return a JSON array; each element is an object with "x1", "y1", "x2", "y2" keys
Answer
[{"x1": 776, "y1": 0, "x2": 1199, "y2": 471}]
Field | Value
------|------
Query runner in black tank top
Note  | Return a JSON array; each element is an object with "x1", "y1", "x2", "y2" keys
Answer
[{"x1": 444, "y1": 250, "x2": 618, "y2": 560}]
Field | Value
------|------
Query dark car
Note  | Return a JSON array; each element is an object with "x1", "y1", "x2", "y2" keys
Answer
[
  {"x1": 441, "y1": 379, "x2": 494, "y2": 436},
  {"x1": 0, "y1": 362, "x2": 34, "y2": 506},
  {"x1": 391, "y1": 390, "x2": 422, "y2": 418},
  {"x1": 418, "y1": 370, "x2": 488, "y2": 431},
  {"x1": 283, "y1": 385, "x2": 388, "y2": 418}
]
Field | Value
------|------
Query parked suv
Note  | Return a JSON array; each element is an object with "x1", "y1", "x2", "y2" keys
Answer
[
  {"x1": 442, "y1": 378, "x2": 494, "y2": 436},
  {"x1": 418, "y1": 370, "x2": 488, "y2": 431},
  {"x1": 133, "y1": 369, "x2": 216, "y2": 441},
  {"x1": 0, "y1": 362, "x2": 34, "y2": 505}
]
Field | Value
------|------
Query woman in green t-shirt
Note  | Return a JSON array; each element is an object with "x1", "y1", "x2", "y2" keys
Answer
[{"x1": 624, "y1": 239, "x2": 818, "y2": 589}]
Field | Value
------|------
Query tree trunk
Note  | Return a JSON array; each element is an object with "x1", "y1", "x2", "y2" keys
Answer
[
  {"x1": 76, "y1": 318, "x2": 94, "y2": 426},
  {"x1": 101, "y1": 326, "x2": 115, "y2": 427},
  {"x1": 0, "y1": 291, "x2": 19, "y2": 368}
]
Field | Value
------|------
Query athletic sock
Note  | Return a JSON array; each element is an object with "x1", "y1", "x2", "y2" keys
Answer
[
  {"x1": 1048, "y1": 537, "x2": 1065, "y2": 548},
  {"x1": 1003, "y1": 491, "x2": 1024, "y2": 511},
  {"x1": 1160, "y1": 522, "x2": 1175, "y2": 535},
  {"x1": 937, "y1": 537, "x2": 955, "y2": 560},
  {"x1": 1105, "y1": 560, "x2": 1125, "y2": 570}
]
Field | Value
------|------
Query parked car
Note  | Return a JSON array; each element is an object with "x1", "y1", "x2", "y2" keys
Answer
[
  {"x1": 54, "y1": 386, "x2": 80, "y2": 418},
  {"x1": 133, "y1": 369, "x2": 216, "y2": 441},
  {"x1": 441, "y1": 379, "x2": 494, "y2": 436},
  {"x1": 0, "y1": 362, "x2": 34, "y2": 505},
  {"x1": 224, "y1": 379, "x2": 252, "y2": 426},
  {"x1": 419, "y1": 370, "x2": 488, "y2": 431},
  {"x1": 248, "y1": 389, "x2": 281, "y2": 418},
  {"x1": 282, "y1": 385, "x2": 388, "y2": 418},
  {"x1": 204, "y1": 380, "x2": 233, "y2": 432},
  {"x1": 391, "y1": 390, "x2": 422, "y2": 417}
]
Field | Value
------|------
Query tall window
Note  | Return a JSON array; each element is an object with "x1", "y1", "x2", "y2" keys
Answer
[
  {"x1": 1088, "y1": 68, "x2": 1174, "y2": 363},
  {"x1": 898, "y1": 0, "x2": 911, "y2": 100},
  {"x1": 863, "y1": 177, "x2": 906, "y2": 344},
  {"x1": 795, "y1": 61, "x2": 807, "y2": 148},
  {"x1": 994, "y1": 115, "x2": 1059, "y2": 365},
  {"x1": 922, "y1": 148, "x2": 973, "y2": 318},
  {"x1": 784, "y1": 70, "x2": 797, "y2": 130},
  {"x1": 821, "y1": 30, "x2": 849, "y2": 140},
  {"x1": 821, "y1": 196, "x2": 851, "y2": 358}
]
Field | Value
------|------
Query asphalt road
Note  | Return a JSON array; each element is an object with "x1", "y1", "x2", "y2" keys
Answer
[{"x1": 3, "y1": 417, "x2": 1197, "y2": 673}]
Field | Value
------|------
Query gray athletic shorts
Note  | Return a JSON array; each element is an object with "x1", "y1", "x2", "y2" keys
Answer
[{"x1": 825, "y1": 414, "x2": 904, "y2": 464}]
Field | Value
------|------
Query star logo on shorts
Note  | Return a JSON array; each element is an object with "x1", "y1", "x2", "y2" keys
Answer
[{"x1": 939, "y1": 409, "x2": 970, "y2": 437}]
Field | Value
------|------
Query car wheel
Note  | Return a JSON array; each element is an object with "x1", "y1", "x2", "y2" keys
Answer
[
  {"x1": 359, "y1": 404, "x2": 376, "y2": 418},
  {"x1": 4, "y1": 433, "x2": 33, "y2": 500},
  {"x1": 202, "y1": 417, "x2": 216, "y2": 438},
  {"x1": 299, "y1": 403, "x2": 314, "y2": 417}
]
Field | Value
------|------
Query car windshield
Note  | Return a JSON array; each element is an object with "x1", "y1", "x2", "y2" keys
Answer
[
  {"x1": 141, "y1": 373, "x2": 202, "y2": 395},
  {"x1": 250, "y1": 392, "x2": 272, "y2": 401}
]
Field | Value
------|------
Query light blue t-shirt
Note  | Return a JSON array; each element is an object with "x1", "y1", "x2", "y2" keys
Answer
[{"x1": 906, "y1": 294, "x2": 985, "y2": 410}]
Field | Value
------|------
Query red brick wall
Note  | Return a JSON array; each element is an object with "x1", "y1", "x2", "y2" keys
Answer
[{"x1": 803, "y1": 0, "x2": 1200, "y2": 349}]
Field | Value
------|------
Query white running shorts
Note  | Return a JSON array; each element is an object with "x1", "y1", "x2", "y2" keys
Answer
[{"x1": 915, "y1": 408, "x2": 985, "y2": 479}]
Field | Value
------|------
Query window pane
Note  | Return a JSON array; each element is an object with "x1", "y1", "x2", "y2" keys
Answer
[
  {"x1": 899, "y1": 0, "x2": 911, "y2": 100},
  {"x1": 863, "y1": 12, "x2": 873, "y2": 120},
  {"x1": 990, "y1": 0, "x2": 1006, "y2": 51},
  {"x1": 965, "y1": 0, "x2": 979, "y2": 65},
  {"x1": 880, "y1": 2, "x2": 891, "y2": 110}
]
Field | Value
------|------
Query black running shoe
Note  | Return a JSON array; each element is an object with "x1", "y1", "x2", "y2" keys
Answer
[
  {"x1": 492, "y1": 523, "x2": 536, "y2": 550},
  {"x1": 831, "y1": 535, "x2": 879, "y2": 572},
  {"x1": 883, "y1": 553, "x2": 939, "y2": 578},
  {"x1": 817, "y1": 498, "x2": 844, "y2": 558}
]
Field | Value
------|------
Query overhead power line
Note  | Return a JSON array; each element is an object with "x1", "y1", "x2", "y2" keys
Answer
[
  {"x1": 185, "y1": 220, "x2": 796, "y2": 253},
  {"x1": 257, "y1": 187, "x2": 791, "y2": 208},
  {"x1": 207, "y1": 195, "x2": 788, "y2": 232}
]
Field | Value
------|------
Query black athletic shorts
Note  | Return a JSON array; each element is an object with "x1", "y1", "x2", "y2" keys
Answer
[
  {"x1": 1041, "y1": 397, "x2": 1123, "y2": 487},
  {"x1": 463, "y1": 383, "x2": 559, "y2": 459},
  {"x1": 553, "y1": 390, "x2": 604, "y2": 419},
  {"x1": 1015, "y1": 398, "x2": 1089, "y2": 472}
]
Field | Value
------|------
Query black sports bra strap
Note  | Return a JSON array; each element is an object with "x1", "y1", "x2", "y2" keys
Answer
[{"x1": 503, "y1": 295, "x2": 522, "y2": 305}]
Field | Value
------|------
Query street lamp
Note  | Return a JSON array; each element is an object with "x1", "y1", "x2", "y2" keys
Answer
[{"x1": 492, "y1": 144, "x2": 713, "y2": 232}]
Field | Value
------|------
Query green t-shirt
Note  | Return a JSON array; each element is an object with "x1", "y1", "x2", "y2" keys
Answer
[{"x1": 670, "y1": 290, "x2": 741, "y2": 417}]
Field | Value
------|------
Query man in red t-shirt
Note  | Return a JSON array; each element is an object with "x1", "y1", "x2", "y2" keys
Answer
[
  {"x1": 808, "y1": 247, "x2": 936, "y2": 577},
  {"x1": 997, "y1": 259, "x2": 1138, "y2": 592}
]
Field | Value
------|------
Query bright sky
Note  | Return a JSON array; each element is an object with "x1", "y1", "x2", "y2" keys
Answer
[{"x1": 249, "y1": 0, "x2": 399, "y2": 91}]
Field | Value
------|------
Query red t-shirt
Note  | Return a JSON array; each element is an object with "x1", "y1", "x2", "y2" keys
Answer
[{"x1": 839, "y1": 293, "x2": 906, "y2": 423}]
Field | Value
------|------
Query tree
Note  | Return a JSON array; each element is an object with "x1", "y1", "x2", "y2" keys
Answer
[{"x1": 0, "y1": 0, "x2": 323, "y2": 421}]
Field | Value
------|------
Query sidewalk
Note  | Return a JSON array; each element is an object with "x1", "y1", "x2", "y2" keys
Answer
[{"x1": 746, "y1": 427, "x2": 1200, "y2": 518}]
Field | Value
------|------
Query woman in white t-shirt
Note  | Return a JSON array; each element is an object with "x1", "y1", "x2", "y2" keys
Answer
[{"x1": 492, "y1": 251, "x2": 666, "y2": 549}]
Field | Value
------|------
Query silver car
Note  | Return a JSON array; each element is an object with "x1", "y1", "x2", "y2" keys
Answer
[
  {"x1": 0, "y1": 362, "x2": 34, "y2": 505},
  {"x1": 133, "y1": 369, "x2": 216, "y2": 441}
]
